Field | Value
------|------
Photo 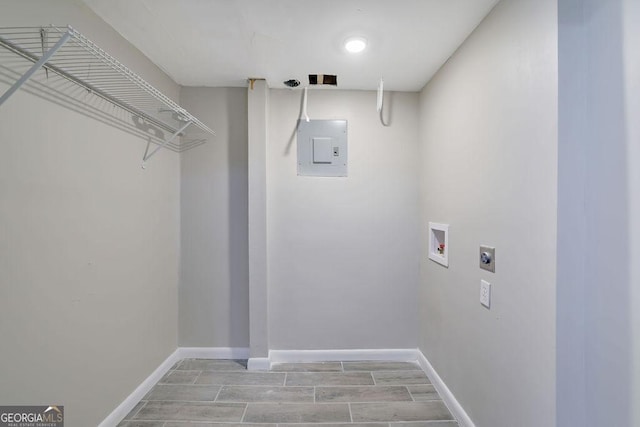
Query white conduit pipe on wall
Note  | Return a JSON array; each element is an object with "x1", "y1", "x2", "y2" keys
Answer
[
  {"x1": 377, "y1": 78, "x2": 390, "y2": 127},
  {"x1": 377, "y1": 78, "x2": 384, "y2": 112},
  {"x1": 301, "y1": 87, "x2": 310, "y2": 122}
]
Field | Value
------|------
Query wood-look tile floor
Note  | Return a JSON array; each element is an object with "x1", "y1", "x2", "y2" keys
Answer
[{"x1": 117, "y1": 359, "x2": 458, "y2": 427}]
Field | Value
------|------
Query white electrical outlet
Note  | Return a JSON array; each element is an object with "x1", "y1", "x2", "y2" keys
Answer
[{"x1": 480, "y1": 280, "x2": 491, "y2": 308}]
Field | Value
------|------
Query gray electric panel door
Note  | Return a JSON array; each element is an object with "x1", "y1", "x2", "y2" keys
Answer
[{"x1": 297, "y1": 119, "x2": 348, "y2": 177}]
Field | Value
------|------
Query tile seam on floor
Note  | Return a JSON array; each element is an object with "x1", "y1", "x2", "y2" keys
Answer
[
  {"x1": 239, "y1": 401, "x2": 249, "y2": 423},
  {"x1": 408, "y1": 386, "x2": 415, "y2": 402},
  {"x1": 391, "y1": 422, "x2": 458, "y2": 425},
  {"x1": 192, "y1": 369, "x2": 204, "y2": 384},
  {"x1": 239, "y1": 402, "x2": 357, "y2": 405},
  {"x1": 135, "y1": 399, "x2": 246, "y2": 403}
]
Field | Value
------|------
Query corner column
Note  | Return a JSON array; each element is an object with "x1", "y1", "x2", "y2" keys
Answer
[{"x1": 247, "y1": 79, "x2": 269, "y2": 370}]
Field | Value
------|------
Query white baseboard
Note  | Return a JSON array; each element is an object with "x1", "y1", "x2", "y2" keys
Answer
[
  {"x1": 416, "y1": 349, "x2": 475, "y2": 427},
  {"x1": 178, "y1": 347, "x2": 249, "y2": 359},
  {"x1": 250, "y1": 348, "x2": 420, "y2": 371},
  {"x1": 99, "y1": 347, "x2": 250, "y2": 426},
  {"x1": 100, "y1": 346, "x2": 473, "y2": 427},
  {"x1": 268, "y1": 348, "x2": 420, "y2": 364},
  {"x1": 97, "y1": 348, "x2": 181, "y2": 427}
]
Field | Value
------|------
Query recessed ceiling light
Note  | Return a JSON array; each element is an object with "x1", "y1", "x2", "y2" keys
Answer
[{"x1": 345, "y1": 37, "x2": 367, "y2": 53}]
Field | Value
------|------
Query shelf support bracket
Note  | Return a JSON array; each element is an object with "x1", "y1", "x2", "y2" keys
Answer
[
  {"x1": 142, "y1": 120, "x2": 192, "y2": 168},
  {"x1": 0, "y1": 29, "x2": 72, "y2": 107}
]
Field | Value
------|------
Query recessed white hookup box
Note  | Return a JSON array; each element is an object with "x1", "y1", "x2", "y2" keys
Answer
[{"x1": 429, "y1": 222, "x2": 449, "y2": 267}]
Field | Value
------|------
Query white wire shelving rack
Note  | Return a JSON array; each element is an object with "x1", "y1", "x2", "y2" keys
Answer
[{"x1": 0, "y1": 25, "x2": 214, "y2": 165}]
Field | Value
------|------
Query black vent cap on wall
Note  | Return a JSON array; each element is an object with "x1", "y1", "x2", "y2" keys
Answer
[{"x1": 309, "y1": 74, "x2": 337, "y2": 86}]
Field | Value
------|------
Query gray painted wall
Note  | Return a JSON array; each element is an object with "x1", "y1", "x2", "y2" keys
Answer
[
  {"x1": 179, "y1": 87, "x2": 249, "y2": 347},
  {"x1": 417, "y1": 1, "x2": 557, "y2": 426},
  {"x1": 266, "y1": 89, "x2": 420, "y2": 350},
  {"x1": 558, "y1": 0, "x2": 640, "y2": 425},
  {"x1": 0, "y1": 1, "x2": 180, "y2": 426},
  {"x1": 10, "y1": 1, "x2": 640, "y2": 426}
]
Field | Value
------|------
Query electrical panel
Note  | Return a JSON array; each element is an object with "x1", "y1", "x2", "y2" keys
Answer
[{"x1": 297, "y1": 119, "x2": 347, "y2": 177}]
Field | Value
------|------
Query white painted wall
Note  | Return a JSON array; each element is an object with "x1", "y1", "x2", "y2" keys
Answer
[
  {"x1": 558, "y1": 0, "x2": 640, "y2": 425},
  {"x1": 418, "y1": 1, "x2": 557, "y2": 426},
  {"x1": 179, "y1": 87, "x2": 249, "y2": 348},
  {"x1": 0, "y1": 1, "x2": 180, "y2": 426},
  {"x1": 266, "y1": 89, "x2": 420, "y2": 350}
]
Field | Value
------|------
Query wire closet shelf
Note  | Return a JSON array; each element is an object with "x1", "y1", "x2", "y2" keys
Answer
[{"x1": 0, "y1": 25, "x2": 214, "y2": 161}]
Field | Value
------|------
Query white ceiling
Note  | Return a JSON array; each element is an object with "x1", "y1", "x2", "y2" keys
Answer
[{"x1": 82, "y1": 0, "x2": 499, "y2": 91}]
